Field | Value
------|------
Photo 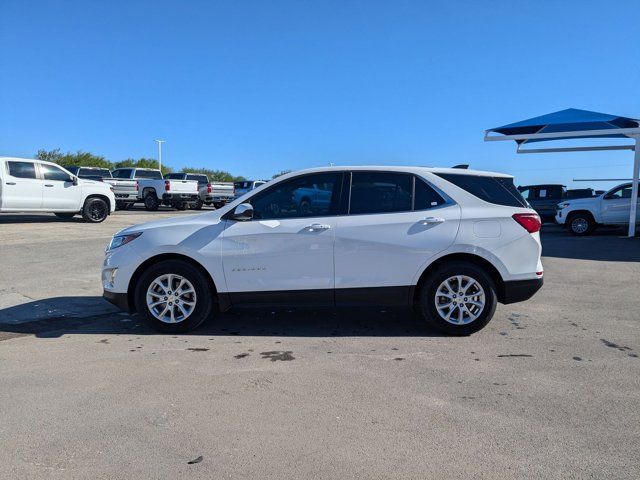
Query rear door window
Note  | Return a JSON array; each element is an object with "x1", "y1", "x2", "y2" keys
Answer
[
  {"x1": 414, "y1": 178, "x2": 446, "y2": 210},
  {"x1": 349, "y1": 172, "x2": 413, "y2": 214},
  {"x1": 435, "y1": 173, "x2": 528, "y2": 208},
  {"x1": 7, "y1": 161, "x2": 37, "y2": 179}
]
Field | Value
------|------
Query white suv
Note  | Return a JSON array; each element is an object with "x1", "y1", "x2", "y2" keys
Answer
[{"x1": 103, "y1": 166, "x2": 543, "y2": 335}]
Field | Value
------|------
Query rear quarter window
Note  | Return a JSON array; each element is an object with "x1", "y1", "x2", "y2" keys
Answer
[{"x1": 435, "y1": 173, "x2": 528, "y2": 208}]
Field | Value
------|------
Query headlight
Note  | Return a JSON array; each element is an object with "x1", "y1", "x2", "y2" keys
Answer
[{"x1": 107, "y1": 232, "x2": 142, "y2": 250}]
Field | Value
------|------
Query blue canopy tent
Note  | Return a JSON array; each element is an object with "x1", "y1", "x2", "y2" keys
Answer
[{"x1": 484, "y1": 108, "x2": 640, "y2": 237}]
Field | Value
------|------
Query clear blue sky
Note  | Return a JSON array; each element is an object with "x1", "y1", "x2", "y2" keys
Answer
[{"x1": 1, "y1": 0, "x2": 639, "y2": 189}]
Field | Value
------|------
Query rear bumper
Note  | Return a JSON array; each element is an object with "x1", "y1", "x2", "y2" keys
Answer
[
  {"x1": 162, "y1": 193, "x2": 199, "y2": 201},
  {"x1": 500, "y1": 277, "x2": 543, "y2": 304},
  {"x1": 103, "y1": 290, "x2": 130, "y2": 312}
]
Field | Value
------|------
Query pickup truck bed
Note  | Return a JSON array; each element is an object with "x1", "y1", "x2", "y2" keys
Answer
[{"x1": 137, "y1": 179, "x2": 199, "y2": 210}]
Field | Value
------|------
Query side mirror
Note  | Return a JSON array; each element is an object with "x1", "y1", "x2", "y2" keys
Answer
[
  {"x1": 231, "y1": 203, "x2": 253, "y2": 221},
  {"x1": 71, "y1": 176, "x2": 78, "y2": 185}
]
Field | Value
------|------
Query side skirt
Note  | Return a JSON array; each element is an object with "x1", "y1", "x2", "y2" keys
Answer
[{"x1": 222, "y1": 286, "x2": 412, "y2": 310}]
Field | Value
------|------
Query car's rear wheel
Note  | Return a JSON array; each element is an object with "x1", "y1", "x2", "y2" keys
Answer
[
  {"x1": 418, "y1": 261, "x2": 497, "y2": 335},
  {"x1": 54, "y1": 212, "x2": 76, "y2": 220},
  {"x1": 567, "y1": 213, "x2": 595, "y2": 236},
  {"x1": 134, "y1": 260, "x2": 215, "y2": 333},
  {"x1": 191, "y1": 199, "x2": 204, "y2": 210},
  {"x1": 176, "y1": 202, "x2": 188, "y2": 211},
  {"x1": 81, "y1": 197, "x2": 109, "y2": 223},
  {"x1": 144, "y1": 192, "x2": 159, "y2": 211}
]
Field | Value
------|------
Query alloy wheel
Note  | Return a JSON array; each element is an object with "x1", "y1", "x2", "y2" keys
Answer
[
  {"x1": 146, "y1": 274, "x2": 197, "y2": 323},
  {"x1": 434, "y1": 275, "x2": 485, "y2": 325}
]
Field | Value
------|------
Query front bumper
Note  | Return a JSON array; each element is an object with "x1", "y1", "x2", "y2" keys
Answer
[
  {"x1": 103, "y1": 290, "x2": 130, "y2": 312},
  {"x1": 500, "y1": 277, "x2": 543, "y2": 304}
]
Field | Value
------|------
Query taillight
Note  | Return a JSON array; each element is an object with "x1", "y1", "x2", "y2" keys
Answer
[
  {"x1": 165, "y1": 180, "x2": 170, "y2": 191},
  {"x1": 135, "y1": 181, "x2": 139, "y2": 190},
  {"x1": 207, "y1": 183, "x2": 212, "y2": 193},
  {"x1": 512, "y1": 213, "x2": 541, "y2": 233}
]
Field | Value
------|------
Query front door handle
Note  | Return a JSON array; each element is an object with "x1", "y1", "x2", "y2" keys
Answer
[
  {"x1": 5, "y1": 182, "x2": 16, "y2": 185},
  {"x1": 44, "y1": 184, "x2": 54, "y2": 187},
  {"x1": 422, "y1": 216, "x2": 445, "y2": 225},
  {"x1": 306, "y1": 223, "x2": 331, "y2": 231}
]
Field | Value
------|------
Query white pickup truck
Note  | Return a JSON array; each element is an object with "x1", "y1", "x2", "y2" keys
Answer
[
  {"x1": 164, "y1": 172, "x2": 235, "y2": 209},
  {"x1": 137, "y1": 176, "x2": 199, "y2": 211},
  {"x1": 0, "y1": 157, "x2": 115, "y2": 222},
  {"x1": 555, "y1": 182, "x2": 640, "y2": 235}
]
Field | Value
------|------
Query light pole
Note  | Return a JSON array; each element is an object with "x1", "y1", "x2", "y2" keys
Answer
[{"x1": 154, "y1": 139, "x2": 165, "y2": 171}]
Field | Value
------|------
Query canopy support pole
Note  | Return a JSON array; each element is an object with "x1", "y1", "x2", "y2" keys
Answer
[{"x1": 628, "y1": 136, "x2": 640, "y2": 237}]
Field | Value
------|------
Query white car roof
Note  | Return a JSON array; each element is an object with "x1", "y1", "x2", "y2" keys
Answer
[{"x1": 276, "y1": 165, "x2": 513, "y2": 179}]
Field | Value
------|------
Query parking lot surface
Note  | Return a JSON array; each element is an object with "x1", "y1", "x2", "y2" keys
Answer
[{"x1": 1, "y1": 209, "x2": 639, "y2": 479}]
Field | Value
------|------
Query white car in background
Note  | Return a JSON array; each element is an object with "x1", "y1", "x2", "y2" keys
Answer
[
  {"x1": 103, "y1": 166, "x2": 543, "y2": 335},
  {"x1": 555, "y1": 182, "x2": 640, "y2": 235},
  {"x1": 0, "y1": 157, "x2": 115, "y2": 222}
]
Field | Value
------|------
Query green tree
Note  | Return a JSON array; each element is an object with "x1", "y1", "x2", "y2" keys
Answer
[
  {"x1": 36, "y1": 149, "x2": 111, "y2": 168},
  {"x1": 181, "y1": 167, "x2": 245, "y2": 182},
  {"x1": 115, "y1": 158, "x2": 171, "y2": 175}
]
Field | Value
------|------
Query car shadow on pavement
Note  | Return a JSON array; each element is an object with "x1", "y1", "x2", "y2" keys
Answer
[
  {"x1": 0, "y1": 297, "x2": 442, "y2": 339},
  {"x1": 541, "y1": 226, "x2": 640, "y2": 262},
  {"x1": 0, "y1": 214, "x2": 86, "y2": 224}
]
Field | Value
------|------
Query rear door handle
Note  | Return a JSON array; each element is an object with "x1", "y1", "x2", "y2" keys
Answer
[
  {"x1": 5, "y1": 182, "x2": 16, "y2": 185},
  {"x1": 422, "y1": 216, "x2": 445, "y2": 224},
  {"x1": 306, "y1": 223, "x2": 331, "y2": 231},
  {"x1": 45, "y1": 184, "x2": 54, "y2": 187}
]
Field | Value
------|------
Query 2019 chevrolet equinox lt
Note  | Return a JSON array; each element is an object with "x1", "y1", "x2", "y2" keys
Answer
[{"x1": 103, "y1": 166, "x2": 543, "y2": 335}]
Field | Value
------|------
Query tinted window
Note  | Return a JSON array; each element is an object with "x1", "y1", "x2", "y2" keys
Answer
[
  {"x1": 79, "y1": 168, "x2": 111, "y2": 178},
  {"x1": 518, "y1": 187, "x2": 532, "y2": 200},
  {"x1": 112, "y1": 169, "x2": 132, "y2": 179},
  {"x1": 350, "y1": 172, "x2": 412, "y2": 214},
  {"x1": 607, "y1": 185, "x2": 632, "y2": 199},
  {"x1": 186, "y1": 174, "x2": 208, "y2": 183},
  {"x1": 41, "y1": 164, "x2": 71, "y2": 182},
  {"x1": 249, "y1": 173, "x2": 341, "y2": 220},
  {"x1": 435, "y1": 173, "x2": 527, "y2": 208},
  {"x1": 135, "y1": 170, "x2": 163, "y2": 179},
  {"x1": 7, "y1": 161, "x2": 37, "y2": 179},
  {"x1": 164, "y1": 173, "x2": 183, "y2": 180},
  {"x1": 66, "y1": 166, "x2": 80, "y2": 175},
  {"x1": 235, "y1": 181, "x2": 249, "y2": 189},
  {"x1": 414, "y1": 178, "x2": 446, "y2": 210}
]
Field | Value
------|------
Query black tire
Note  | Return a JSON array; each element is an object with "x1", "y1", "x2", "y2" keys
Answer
[
  {"x1": 81, "y1": 197, "x2": 109, "y2": 223},
  {"x1": 567, "y1": 213, "x2": 595, "y2": 236},
  {"x1": 191, "y1": 199, "x2": 204, "y2": 210},
  {"x1": 144, "y1": 192, "x2": 159, "y2": 211},
  {"x1": 176, "y1": 202, "x2": 188, "y2": 211},
  {"x1": 54, "y1": 212, "x2": 76, "y2": 220},
  {"x1": 134, "y1": 260, "x2": 215, "y2": 333},
  {"x1": 417, "y1": 261, "x2": 497, "y2": 336},
  {"x1": 116, "y1": 201, "x2": 133, "y2": 211}
]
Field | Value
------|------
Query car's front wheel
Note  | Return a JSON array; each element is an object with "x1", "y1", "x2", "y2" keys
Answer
[
  {"x1": 567, "y1": 213, "x2": 595, "y2": 236},
  {"x1": 418, "y1": 261, "x2": 497, "y2": 335},
  {"x1": 134, "y1": 260, "x2": 215, "y2": 333},
  {"x1": 81, "y1": 197, "x2": 109, "y2": 223}
]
